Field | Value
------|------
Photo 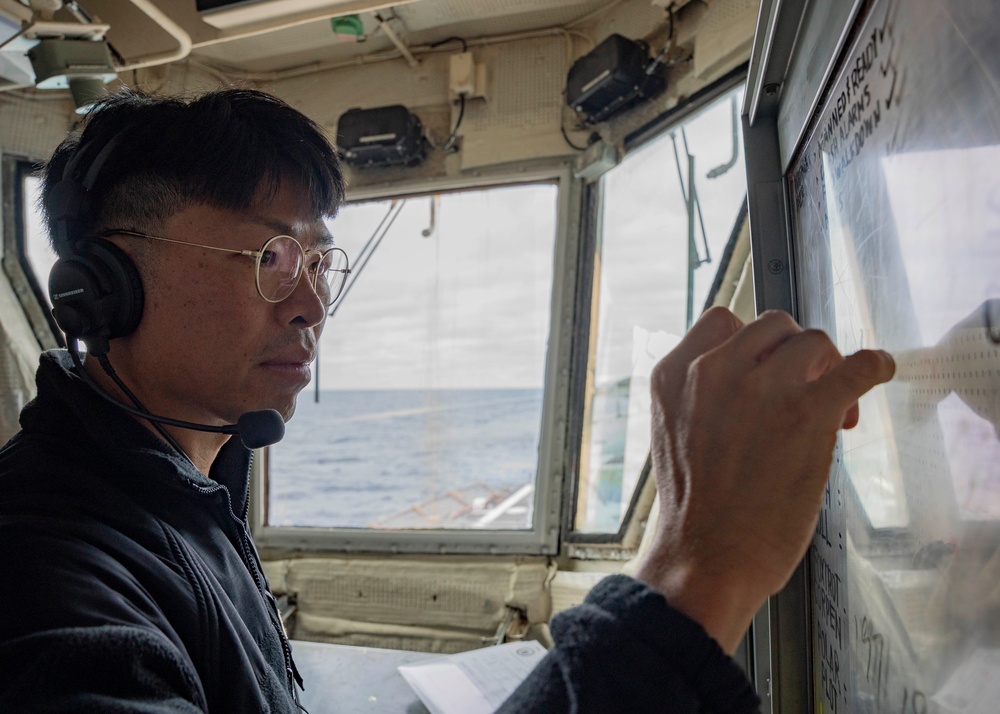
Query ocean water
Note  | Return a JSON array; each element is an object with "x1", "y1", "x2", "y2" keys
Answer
[{"x1": 267, "y1": 389, "x2": 544, "y2": 528}]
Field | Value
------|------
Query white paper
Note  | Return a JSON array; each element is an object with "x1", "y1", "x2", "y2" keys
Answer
[{"x1": 398, "y1": 640, "x2": 548, "y2": 714}]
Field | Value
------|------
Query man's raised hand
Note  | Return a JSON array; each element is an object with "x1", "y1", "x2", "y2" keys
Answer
[{"x1": 636, "y1": 308, "x2": 895, "y2": 653}]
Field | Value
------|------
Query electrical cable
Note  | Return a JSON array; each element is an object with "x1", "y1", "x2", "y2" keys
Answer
[
  {"x1": 646, "y1": 3, "x2": 675, "y2": 75},
  {"x1": 442, "y1": 93, "x2": 465, "y2": 152},
  {"x1": 560, "y1": 123, "x2": 588, "y2": 151},
  {"x1": 430, "y1": 36, "x2": 468, "y2": 52}
]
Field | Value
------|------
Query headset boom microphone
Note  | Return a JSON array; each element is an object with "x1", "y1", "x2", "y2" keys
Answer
[{"x1": 67, "y1": 345, "x2": 286, "y2": 449}]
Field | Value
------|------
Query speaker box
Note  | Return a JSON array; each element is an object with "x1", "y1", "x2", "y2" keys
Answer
[
  {"x1": 336, "y1": 105, "x2": 430, "y2": 169},
  {"x1": 565, "y1": 34, "x2": 667, "y2": 125}
]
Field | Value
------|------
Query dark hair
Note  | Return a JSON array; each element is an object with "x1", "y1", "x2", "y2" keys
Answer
[{"x1": 40, "y1": 88, "x2": 346, "y2": 247}]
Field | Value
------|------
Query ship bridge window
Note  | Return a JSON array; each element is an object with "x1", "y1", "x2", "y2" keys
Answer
[
  {"x1": 255, "y1": 178, "x2": 567, "y2": 553},
  {"x1": 573, "y1": 86, "x2": 748, "y2": 536},
  {"x1": 17, "y1": 172, "x2": 57, "y2": 290},
  {"x1": 3, "y1": 156, "x2": 62, "y2": 350}
]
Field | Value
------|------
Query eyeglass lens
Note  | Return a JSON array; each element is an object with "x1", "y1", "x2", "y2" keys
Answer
[{"x1": 256, "y1": 236, "x2": 348, "y2": 306}]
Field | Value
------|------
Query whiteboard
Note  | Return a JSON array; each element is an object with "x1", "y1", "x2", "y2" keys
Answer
[{"x1": 787, "y1": 0, "x2": 1000, "y2": 712}]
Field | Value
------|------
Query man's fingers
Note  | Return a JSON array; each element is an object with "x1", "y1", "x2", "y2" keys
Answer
[
  {"x1": 651, "y1": 307, "x2": 743, "y2": 399},
  {"x1": 727, "y1": 310, "x2": 803, "y2": 364},
  {"x1": 665, "y1": 307, "x2": 744, "y2": 367},
  {"x1": 758, "y1": 331, "x2": 887, "y2": 431},
  {"x1": 808, "y1": 349, "x2": 896, "y2": 423},
  {"x1": 762, "y1": 329, "x2": 842, "y2": 383},
  {"x1": 687, "y1": 306, "x2": 744, "y2": 355}
]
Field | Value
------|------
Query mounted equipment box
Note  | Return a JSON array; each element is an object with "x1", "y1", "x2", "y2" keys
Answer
[
  {"x1": 565, "y1": 34, "x2": 667, "y2": 125},
  {"x1": 336, "y1": 105, "x2": 430, "y2": 169}
]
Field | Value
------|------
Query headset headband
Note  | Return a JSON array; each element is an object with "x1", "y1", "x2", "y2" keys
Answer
[{"x1": 50, "y1": 131, "x2": 128, "y2": 255}]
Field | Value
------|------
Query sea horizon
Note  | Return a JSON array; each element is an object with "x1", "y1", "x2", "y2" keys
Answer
[{"x1": 268, "y1": 387, "x2": 544, "y2": 529}]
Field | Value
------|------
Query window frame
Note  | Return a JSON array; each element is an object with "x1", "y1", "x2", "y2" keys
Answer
[
  {"x1": 561, "y1": 69, "x2": 749, "y2": 550},
  {"x1": 250, "y1": 166, "x2": 581, "y2": 555},
  {"x1": 1, "y1": 153, "x2": 63, "y2": 350}
]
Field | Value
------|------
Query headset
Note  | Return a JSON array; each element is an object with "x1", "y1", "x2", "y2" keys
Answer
[
  {"x1": 47, "y1": 132, "x2": 144, "y2": 358},
  {"x1": 44, "y1": 129, "x2": 284, "y2": 450}
]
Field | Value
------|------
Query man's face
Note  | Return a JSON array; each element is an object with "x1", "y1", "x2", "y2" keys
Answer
[{"x1": 109, "y1": 181, "x2": 331, "y2": 426}]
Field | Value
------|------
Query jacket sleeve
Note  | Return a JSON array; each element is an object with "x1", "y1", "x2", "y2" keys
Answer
[
  {"x1": 498, "y1": 574, "x2": 761, "y2": 714},
  {"x1": 0, "y1": 625, "x2": 207, "y2": 712}
]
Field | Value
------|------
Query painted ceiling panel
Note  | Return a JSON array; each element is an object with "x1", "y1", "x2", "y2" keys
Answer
[{"x1": 191, "y1": 0, "x2": 608, "y2": 72}]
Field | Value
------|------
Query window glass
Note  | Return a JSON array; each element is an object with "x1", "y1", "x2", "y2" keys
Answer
[
  {"x1": 576, "y1": 88, "x2": 747, "y2": 533},
  {"x1": 21, "y1": 174, "x2": 57, "y2": 291},
  {"x1": 267, "y1": 183, "x2": 558, "y2": 530}
]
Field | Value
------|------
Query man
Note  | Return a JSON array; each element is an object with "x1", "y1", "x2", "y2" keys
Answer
[{"x1": 0, "y1": 89, "x2": 894, "y2": 712}]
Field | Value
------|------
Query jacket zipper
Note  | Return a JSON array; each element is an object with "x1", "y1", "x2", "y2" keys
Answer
[
  {"x1": 239, "y1": 453, "x2": 304, "y2": 696},
  {"x1": 189, "y1": 452, "x2": 301, "y2": 703}
]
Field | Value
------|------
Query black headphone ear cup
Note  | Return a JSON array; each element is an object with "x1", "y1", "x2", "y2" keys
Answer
[
  {"x1": 48, "y1": 239, "x2": 144, "y2": 353},
  {"x1": 100, "y1": 240, "x2": 145, "y2": 337}
]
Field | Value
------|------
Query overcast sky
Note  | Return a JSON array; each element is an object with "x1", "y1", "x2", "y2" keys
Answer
[
  {"x1": 320, "y1": 185, "x2": 558, "y2": 390},
  {"x1": 320, "y1": 87, "x2": 747, "y2": 391},
  {"x1": 594, "y1": 89, "x2": 746, "y2": 385}
]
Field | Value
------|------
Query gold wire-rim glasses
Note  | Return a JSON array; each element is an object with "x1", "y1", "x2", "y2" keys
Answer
[{"x1": 103, "y1": 229, "x2": 351, "y2": 306}]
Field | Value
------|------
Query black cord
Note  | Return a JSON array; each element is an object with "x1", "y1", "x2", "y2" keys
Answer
[
  {"x1": 95, "y1": 354, "x2": 142, "y2": 410},
  {"x1": 428, "y1": 36, "x2": 470, "y2": 152},
  {"x1": 67, "y1": 341, "x2": 190, "y2": 458},
  {"x1": 430, "y1": 36, "x2": 469, "y2": 52},
  {"x1": 96, "y1": 352, "x2": 189, "y2": 457},
  {"x1": 443, "y1": 94, "x2": 465, "y2": 152},
  {"x1": 561, "y1": 124, "x2": 588, "y2": 151},
  {"x1": 647, "y1": 2, "x2": 676, "y2": 75}
]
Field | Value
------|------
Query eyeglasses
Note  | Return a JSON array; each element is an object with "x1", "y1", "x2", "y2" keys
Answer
[{"x1": 104, "y1": 229, "x2": 350, "y2": 306}]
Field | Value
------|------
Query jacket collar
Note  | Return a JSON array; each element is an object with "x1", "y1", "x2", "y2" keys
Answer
[{"x1": 20, "y1": 350, "x2": 252, "y2": 506}]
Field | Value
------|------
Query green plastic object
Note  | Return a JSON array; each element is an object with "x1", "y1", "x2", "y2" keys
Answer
[{"x1": 331, "y1": 15, "x2": 364, "y2": 40}]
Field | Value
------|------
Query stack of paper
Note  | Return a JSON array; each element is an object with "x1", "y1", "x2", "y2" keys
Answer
[{"x1": 398, "y1": 640, "x2": 548, "y2": 714}]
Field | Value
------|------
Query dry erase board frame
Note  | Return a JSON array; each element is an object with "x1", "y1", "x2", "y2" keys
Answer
[
  {"x1": 779, "y1": 1, "x2": 1000, "y2": 714},
  {"x1": 745, "y1": 0, "x2": 1000, "y2": 711},
  {"x1": 742, "y1": 1, "x2": 869, "y2": 709}
]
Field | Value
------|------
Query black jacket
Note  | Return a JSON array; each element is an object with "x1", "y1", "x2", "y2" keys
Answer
[
  {"x1": 0, "y1": 351, "x2": 760, "y2": 712},
  {"x1": 501, "y1": 575, "x2": 761, "y2": 713},
  {"x1": 0, "y1": 351, "x2": 300, "y2": 711}
]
